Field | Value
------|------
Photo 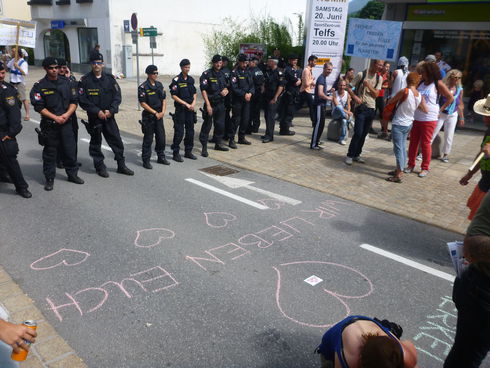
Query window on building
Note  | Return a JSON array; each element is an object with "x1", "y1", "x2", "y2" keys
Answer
[
  {"x1": 56, "y1": 0, "x2": 70, "y2": 4},
  {"x1": 44, "y1": 30, "x2": 70, "y2": 62},
  {"x1": 27, "y1": 0, "x2": 52, "y2": 5},
  {"x1": 78, "y1": 28, "x2": 98, "y2": 64},
  {"x1": 76, "y1": 0, "x2": 93, "y2": 3}
]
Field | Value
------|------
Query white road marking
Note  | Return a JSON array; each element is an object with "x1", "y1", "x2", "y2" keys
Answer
[
  {"x1": 29, "y1": 119, "x2": 40, "y2": 125},
  {"x1": 360, "y1": 243, "x2": 455, "y2": 282},
  {"x1": 185, "y1": 178, "x2": 269, "y2": 210},
  {"x1": 202, "y1": 173, "x2": 302, "y2": 206},
  {"x1": 80, "y1": 138, "x2": 111, "y2": 152}
]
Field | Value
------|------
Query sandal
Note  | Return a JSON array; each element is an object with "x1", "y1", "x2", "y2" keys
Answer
[
  {"x1": 403, "y1": 167, "x2": 414, "y2": 174},
  {"x1": 418, "y1": 170, "x2": 429, "y2": 178},
  {"x1": 385, "y1": 176, "x2": 402, "y2": 183},
  {"x1": 24, "y1": 117, "x2": 30, "y2": 121},
  {"x1": 387, "y1": 170, "x2": 396, "y2": 176}
]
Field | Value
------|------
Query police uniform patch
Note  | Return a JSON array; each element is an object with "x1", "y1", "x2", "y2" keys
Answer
[
  {"x1": 114, "y1": 84, "x2": 119, "y2": 92},
  {"x1": 173, "y1": 77, "x2": 178, "y2": 81},
  {"x1": 232, "y1": 77, "x2": 237, "y2": 83},
  {"x1": 6, "y1": 97, "x2": 15, "y2": 106},
  {"x1": 172, "y1": 85, "x2": 178, "y2": 91},
  {"x1": 71, "y1": 88, "x2": 76, "y2": 96},
  {"x1": 203, "y1": 79, "x2": 208, "y2": 85},
  {"x1": 139, "y1": 91, "x2": 146, "y2": 97},
  {"x1": 79, "y1": 88, "x2": 84, "y2": 95},
  {"x1": 34, "y1": 92, "x2": 42, "y2": 101}
]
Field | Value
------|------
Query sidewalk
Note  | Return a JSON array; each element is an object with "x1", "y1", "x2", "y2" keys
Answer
[{"x1": 24, "y1": 66, "x2": 482, "y2": 235}]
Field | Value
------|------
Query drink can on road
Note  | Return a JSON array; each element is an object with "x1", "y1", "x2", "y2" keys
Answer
[{"x1": 11, "y1": 320, "x2": 37, "y2": 361}]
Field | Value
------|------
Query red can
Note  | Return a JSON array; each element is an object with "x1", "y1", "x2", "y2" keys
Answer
[{"x1": 11, "y1": 320, "x2": 37, "y2": 361}]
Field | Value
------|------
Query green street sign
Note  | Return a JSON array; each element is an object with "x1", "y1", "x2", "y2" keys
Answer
[{"x1": 140, "y1": 27, "x2": 157, "y2": 37}]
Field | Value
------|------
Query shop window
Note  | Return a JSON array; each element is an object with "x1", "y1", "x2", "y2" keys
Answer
[
  {"x1": 78, "y1": 28, "x2": 98, "y2": 63},
  {"x1": 44, "y1": 30, "x2": 70, "y2": 62}
]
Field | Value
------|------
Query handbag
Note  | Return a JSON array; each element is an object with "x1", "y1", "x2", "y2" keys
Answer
[{"x1": 382, "y1": 88, "x2": 409, "y2": 122}]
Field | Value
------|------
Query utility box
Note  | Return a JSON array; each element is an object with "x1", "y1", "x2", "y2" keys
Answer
[{"x1": 123, "y1": 45, "x2": 133, "y2": 78}]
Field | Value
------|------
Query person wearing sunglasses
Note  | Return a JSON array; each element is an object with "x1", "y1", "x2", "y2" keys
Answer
[
  {"x1": 78, "y1": 53, "x2": 133, "y2": 177},
  {"x1": 138, "y1": 65, "x2": 169, "y2": 168},
  {"x1": 30, "y1": 57, "x2": 84, "y2": 191}
]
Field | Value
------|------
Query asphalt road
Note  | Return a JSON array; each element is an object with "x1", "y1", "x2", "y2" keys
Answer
[{"x1": 0, "y1": 118, "x2": 480, "y2": 367}]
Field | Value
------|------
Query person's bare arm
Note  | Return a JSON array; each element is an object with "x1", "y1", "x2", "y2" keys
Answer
[
  {"x1": 201, "y1": 90, "x2": 213, "y2": 115},
  {"x1": 140, "y1": 101, "x2": 158, "y2": 115},
  {"x1": 271, "y1": 86, "x2": 284, "y2": 104},
  {"x1": 457, "y1": 96, "x2": 465, "y2": 126}
]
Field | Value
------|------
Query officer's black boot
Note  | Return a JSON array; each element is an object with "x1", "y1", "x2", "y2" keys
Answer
[
  {"x1": 0, "y1": 174, "x2": 12, "y2": 183},
  {"x1": 157, "y1": 156, "x2": 170, "y2": 165},
  {"x1": 237, "y1": 136, "x2": 251, "y2": 145},
  {"x1": 214, "y1": 142, "x2": 229, "y2": 151},
  {"x1": 143, "y1": 160, "x2": 153, "y2": 169},
  {"x1": 201, "y1": 142, "x2": 208, "y2": 157},
  {"x1": 68, "y1": 175, "x2": 85, "y2": 184},
  {"x1": 228, "y1": 139, "x2": 237, "y2": 149},
  {"x1": 117, "y1": 162, "x2": 135, "y2": 176},
  {"x1": 173, "y1": 152, "x2": 184, "y2": 163},
  {"x1": 15, "y1": 188, "x2": 32, "y2": 198},
  {"x1": 184, "y1": 151, "x2": 197, "y2": 160},
  {"x1": 44, "y1": 178, "x2": 54, "y2": 191},
  {"x1": 96, "y1": 165, "x2": 109, "y2": 178}
]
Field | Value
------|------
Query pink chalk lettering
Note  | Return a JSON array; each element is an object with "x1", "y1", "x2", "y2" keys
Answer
[
  {"x1": 134, "y1": 228, "x2": 175, "y2": 248},
  {"x1": 238, "y1": 233, "x2": 273, "y2": 249},
  {"x1": 72, "y1": 287, "x2": 109, "y2": 313},
  {"x1": 130, "y1": 266, "x2": 179, "y2": 293},
  {"x1": 279, "y1": 217, "x2": 315, "y2": 233},
  {"x1": 256, "y1": 198, "x2": 286, "y2": 210},
  {"x1": 255, "y1": 226, "x2": 293, "y2": 247},
  {"x1": 46, "y1": 293, "x2": 84, "y2": 322},
  {"x1": 301, "y1": 206, "x2": 337, "y2": 219},
  {"x1": 204, "y1": 212, "x2": 237, "y2": 229},
  {"x1": 319, "y1": 200, "x2": 344, "y2": 213},
  {"x1": 101, "y1": 279, "x2": 147, "y2": 298},
  {"x1": 186, "y1": 243, "x2": 250, "y2": 271},
  {"x1": 273, "y1": 261, "x2": 374, "y2": 328},
  {"x1": 30, "y1": 248, "x2": 90, "y2": 271}
]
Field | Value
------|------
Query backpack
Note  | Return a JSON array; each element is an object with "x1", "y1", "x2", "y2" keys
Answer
[{"x1": 353, "y1": 70, "x2": 380, "y2": 108}]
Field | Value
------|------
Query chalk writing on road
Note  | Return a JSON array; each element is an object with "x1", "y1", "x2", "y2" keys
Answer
[
  {"x1": 46, "y1": 266, "x2": 179, "y2": 322},
  {"x1": 134, "y1": 228, "x2": 176, "y2": 248},
  {"x1": 204, "y1": 212, "x2": 237, "y2": 229},
  {"x1": 413, "y1": 295, "x2": 456, "y2": 363},
  {"x1": 273, "y1": 261, "x2": 374, "y2": 328},
  {"x1": 30, "y1": 249, "x2": 90, "y2": 271}
]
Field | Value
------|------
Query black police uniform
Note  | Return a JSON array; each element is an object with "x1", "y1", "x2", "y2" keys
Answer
[
  {"x1": 221, "y1": 64, "x2": 232, "y2": 139},
  {"x1": 248, "y1": 65, "x2": 265, "y2": 133},
  {"x1": 169, "y1": 73, "x2": 197, "y2": 155},
  {"x1": 279, "y1": 64, "x2": 302, "y2": 133},
  {"x1": 78, "y1": 71, "x2": 126, "y2": 172},
  {"x1": 138, "y1": 79, "x2": 167, "y2": 162},
  {"x1": 57, "y1": 74, "x2": 79, "y2": 167},
  {"x1": 229, "y1": 67, "x2": 254, "y2": 143},
  {"x1": 0, "y1": 80, "x2": 29, "y2": 194},
  {"x1": 263, "y1": 67, "x2": 285, "y2": 141},
  {"x1": 30, "y1": 75, "x2": 79, "y2": 181},
  {"x1": 199, "y1": 67, "x2": 227, "y2": 149}
]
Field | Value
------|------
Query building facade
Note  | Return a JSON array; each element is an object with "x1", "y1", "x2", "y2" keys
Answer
[
  {"x1": 1, "y1": 0, "x2": 30, "y2": 20},
  {"x1": 28, "y1": 0, "x2": 305, "y2": 76},
  {"x1": 382, "y1": 0, "x2": 490, "y2": 91}
]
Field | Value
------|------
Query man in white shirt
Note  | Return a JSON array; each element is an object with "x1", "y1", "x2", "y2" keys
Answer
[{"x1": 7, "y1": 48, "x2": 29, "y2": 121}]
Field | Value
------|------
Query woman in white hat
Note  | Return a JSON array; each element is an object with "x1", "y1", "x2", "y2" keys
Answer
[{"x1": 460, "y1": 93, "x2": 490, "y2": 219}]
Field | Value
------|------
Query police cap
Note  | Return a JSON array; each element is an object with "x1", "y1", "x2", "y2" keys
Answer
[
  {"x1": 89, "y1": 53, "x2": 104, "y2": 62},
  {"x1": 145, "y1": 65, "x2": 158, "y2": 74},
  {"x1": 42, "y1": 57, "x2": 59, "y2": 68},
  {"x1": 288, "y1": 53, "x2": 298, "y2": 60},
  {"x1": 179, "y1": 58, "x2": 190, "y2": 67},
  {"x1": 237, "y1": 54, "x2": 248, "y2": 62},
  {"x1": 211, "y1": 54, "x2": 222, "y2": 63}
]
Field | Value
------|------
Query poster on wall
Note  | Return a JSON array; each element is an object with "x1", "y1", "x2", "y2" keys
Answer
[
  {"x1": 0, "y1": 18, "x2": 37, "y2": 48},
  {"x1": 304, "y1": 0, "x2": 349, "y2": 86},
  {"x1": 239, "y1": 43, "x2": 266, "y2": 61},
  {"x1": 345, "y1": 18, "x2": 402, "y2": 61}
]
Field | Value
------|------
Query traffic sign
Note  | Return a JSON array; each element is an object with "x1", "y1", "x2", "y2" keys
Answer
[
  {"x1": 123, "y1": 20, "x2": 130, "y2": 33},
  {"x1": 51, "y1": 20, "x2": 65, "y2": 29},
  {"x1": 140, "y1": 27, "x2": 157, "y2": 37},
  {"x1": 131, "y1": 13, "x2": 138, "y2": 31}
]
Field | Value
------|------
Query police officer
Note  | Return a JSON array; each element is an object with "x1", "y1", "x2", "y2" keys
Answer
[
  {"x1": 169, "y1": 59, "x2": 197, "y2": 162},
  {"x1": 228, "y1": 54, "x2": 254, "y2": 148},
  {"x1": 247, "y1": 56, "x2": 265, "y2": 134},
  {"x1": 78, "y1": 53, "x2": 134, "y2": 177},
  {"x1": 56, "y1": 58, "x2": 80, "y2": 169},
  {"x1": 30, "y1": 57, "x2": 84, "y2": 191},
  {"x1": 0, "y1": 62, "x2": 31, "y2": 198},
  {"x1": 278, "y1": 54, "x2": 302, "y2": 136},
  {"x1": 221, "y1": 56, "x2": 232, "y2": 140},
  {"x1": 138, "y1": 65, "x2": 169, "y2": 169},
  {"x1": 261, "y1": 57, "x2": 285, "y2": 143},
  {"x1": 199, "y1": 54, "x2": 229, "y2": 157}
]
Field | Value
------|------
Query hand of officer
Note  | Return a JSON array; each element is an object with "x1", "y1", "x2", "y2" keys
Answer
[
  {"x1": 206, "y1": 105, "x2": 213, "y2": 116},
  {"x1": 270, "y1": 98, "x2": 277, "y2": 105},
  {"x1": 60, "y1": 113, "x2": 70, "y2": 122},
  {"x1": 98, "y1": 110, "x2": 107, "y2": 120},
  {"x1": 54, "y1": 116, "x2": 66, "y2": 124},
  {"x1": 244, "y1": 93, "x2": 252, "y2": 102},
  {"x1": 220, "y1": 88, "x2": 229, "y2": 97},
  {"x1": 156, "y1": 112, "x2": 164, "y2": 120},
  {"x1": 1, "y1": 135, "x2": 11, "y2": 141},
  {"x1": 0, "y1": 320, "x2": 37, "y2": 354},
  {"x1": 104, "y1": 110, "x2": 112, "y2": 119}
]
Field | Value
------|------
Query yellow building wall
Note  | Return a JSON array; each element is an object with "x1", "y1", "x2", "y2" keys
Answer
[{"x1": 0, "y1": 0, "x2": 31, "y2": 21}]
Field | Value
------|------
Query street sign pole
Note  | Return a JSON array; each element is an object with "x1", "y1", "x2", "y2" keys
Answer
[{"x1": 131, "y1": 13, "x2": 140, "y2": 111}]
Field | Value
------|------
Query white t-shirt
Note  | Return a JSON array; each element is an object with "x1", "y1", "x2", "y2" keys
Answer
[
  {"x1": 392, "y1": 89, "x2": 422, "y2": 127},
  {"x1": 413, "y1": 82, "x2": 439, "y2": 122},
  {"x1": 390, "y1": 69, "x2": 407, "y2": 98},
  {"x1": 7, "y1": 58, "x2": 28, "y2": 84},
  {"x1": 334, "y1": 90, "x2": 348, "y2": 109}
]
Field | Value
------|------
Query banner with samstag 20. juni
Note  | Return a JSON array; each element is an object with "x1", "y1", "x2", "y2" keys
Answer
[{"x1": 304, "y1": 0, "x2": 349, "y2": 87}]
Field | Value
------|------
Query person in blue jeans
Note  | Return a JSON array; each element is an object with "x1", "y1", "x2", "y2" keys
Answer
[
  {"x1": 332, "y1": 80, "x2": 353, "y2": 145},
  {"x1": 345, "y1": 60, "x2": 384, "y2": 165}
]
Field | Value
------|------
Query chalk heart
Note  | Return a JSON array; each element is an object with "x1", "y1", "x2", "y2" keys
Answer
[
  {"x1": 134, "y1": 228, "x2": 176, "y2": 248},
  {"x1": 204, "y1": 212, "x2": 237, "y2": 229},
  {"x1": 30, "y1": 248, "x2": 90, "y2": 271}
]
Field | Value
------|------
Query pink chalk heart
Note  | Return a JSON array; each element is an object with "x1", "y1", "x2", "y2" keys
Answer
[
  {"x1": 134, "y1": 228, "x2": 176, "y2": 248},
  {"x1": 204, "y1": 212, "x2": 237, "y2": 229},
  {"x1": 30, "y1": 248, "x2": 90, "y2": 270}
]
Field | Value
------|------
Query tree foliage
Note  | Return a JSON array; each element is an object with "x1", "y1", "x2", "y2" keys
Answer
[{"x1": 357, "y1": 0, "x2": 385, "y2": 20}]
